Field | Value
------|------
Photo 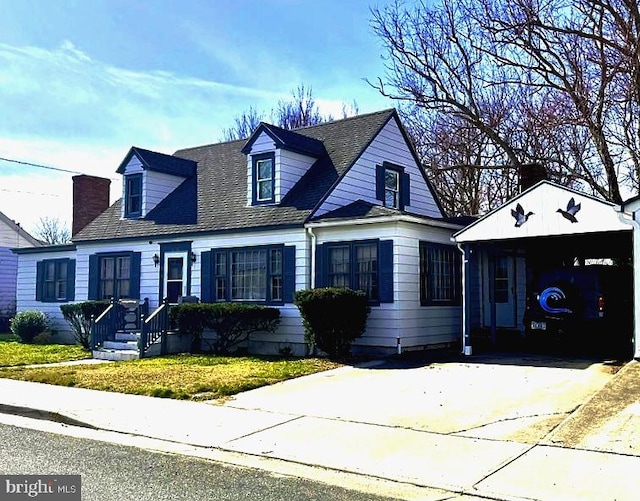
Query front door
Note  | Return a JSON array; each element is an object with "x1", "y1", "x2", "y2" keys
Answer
[
  {"x1": 163, "y1": 252, "x2": 188, "y2": 303},
  {"x1": 483, "y1": 254, "x2": 517, "y2": 328}
]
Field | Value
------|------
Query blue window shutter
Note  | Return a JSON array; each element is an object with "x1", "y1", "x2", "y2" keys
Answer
[
  {"x1": 401, "y1": 172, "x2": 411, "y2": 210},
  {"x1": 88, "y1": 254, "x2": 99, "y2": 300},
  {"x1": 35, "y1": 260, "x2": 44, "y2": 301},
  {"x1": 375, "y1": 164, "x2": 385, "y2": 201},
  {"x1": 67, "y1": 259, "x2": 76, "y2": 301},
  {"x1": 315, "y1": 243, "x2": 327, "y2": 288},
  {"x1": 130, "y1": 252, "x2": 141, "y2": 299},
  {"x1": 283, "y1": 246, "x2": 296, "y2": 303},
  {"x1": 201, "y1": 250, "x2": 212, "y2": 303},
  {"x1": 379, "y1": 240, "x2": 394, "y2": 303}
]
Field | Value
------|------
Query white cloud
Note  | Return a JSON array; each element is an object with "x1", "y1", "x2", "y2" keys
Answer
[{"x1": 0, "y1": 40, "x2": 296, "y2": 234}]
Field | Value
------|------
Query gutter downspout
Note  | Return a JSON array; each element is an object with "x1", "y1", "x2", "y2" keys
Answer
[
  {"x1": 616, "y1": 208, "x2": 640, "y2": 359},
  {"x1": 457, "y1": 243, "x2": 473, "y2": 356},
  {"x1": 307, "y1": 226, "x2": 316, "y2": 289}
]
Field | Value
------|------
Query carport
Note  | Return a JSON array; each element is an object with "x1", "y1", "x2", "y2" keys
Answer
[{"x1": 453, "y1": 181, "x2": 633, "y2": 358}]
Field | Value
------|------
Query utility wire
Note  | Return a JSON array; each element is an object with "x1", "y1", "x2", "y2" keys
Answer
[
  {"x1": 0, "y1": 155, "x2": 120, "y2": 181},
  {"x1": 0, "y1": 156, "x2": 83, "y2": 174},
  {"x1": 0, "y1": 188, "x2": 61, "y2": 197}
]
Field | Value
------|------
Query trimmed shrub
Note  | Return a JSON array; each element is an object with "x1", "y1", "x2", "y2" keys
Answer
[
  {"x1": 10, "y1": 311, "x2": 48, "y2": 344},
  {"x1": 294, "y1": 288, "x2": 371, "y2": 359},
  {"x1": 60, "y1": 301, "x2": 110, "y2": 349},
  {"x1": 32, "y1": 332, "x2": 52, "y2": 345},
  {"x1": 170, "y1": 303, "x2": 281, "y2": 354}
]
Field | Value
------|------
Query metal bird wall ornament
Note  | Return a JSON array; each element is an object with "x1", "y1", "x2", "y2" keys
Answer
[
  {"x1": 557, "y1": 197, "x2": 581, "y2": 223},
  {"x1": 511, "y1": 203, "x2": 534, "y2": 227}
]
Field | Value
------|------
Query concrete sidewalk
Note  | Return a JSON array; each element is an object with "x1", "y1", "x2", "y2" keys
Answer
[{"x1": 1, "y1": 355, "x2": 640, "y2": 500}]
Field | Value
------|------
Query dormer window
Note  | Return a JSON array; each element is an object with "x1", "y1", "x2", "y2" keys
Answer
[
  {"x1": 253, "y1": 153, "x2": 275, "y2": 204},
  {"x1": 125, "y1": 174, "x2": 142, "y2": 217}
]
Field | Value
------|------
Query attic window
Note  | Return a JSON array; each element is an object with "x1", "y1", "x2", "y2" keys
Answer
[
  {"x1": 253, "y1": 153, "x2": 275, "y2": 204},
  {"x1": 125, "y1": 174, "x2": 142, "y2": 217},
  {"x1": 376, "y1": 162, "x2": 410, "y2": 210},
  {"x1": 385, "y1": 169, "x2": 400, "y2": 208}
]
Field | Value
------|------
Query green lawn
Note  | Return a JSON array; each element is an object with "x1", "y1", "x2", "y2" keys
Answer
[
  {"x1": 0, "y1": 354, "x2": 341, "y2": 400},
  {"x1": 0, "y1": 334, "x2": 91, "y2": 367}
]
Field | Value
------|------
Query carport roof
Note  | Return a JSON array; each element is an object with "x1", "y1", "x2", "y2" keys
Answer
[{"x1": 453, "y1": 180, "x2": 631, "y2": 244}]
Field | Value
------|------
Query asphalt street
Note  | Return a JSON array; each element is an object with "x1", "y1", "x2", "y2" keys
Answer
[{"x1": 0, "y1": 423, "x2": 396, "y2": 501}]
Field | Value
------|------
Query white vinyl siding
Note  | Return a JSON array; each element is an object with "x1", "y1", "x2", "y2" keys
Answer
[
  {"x1": 0, "y1": 247, "x2": 17, "y2": 319},
  {"x1": 312, "y1": 220, "x2": 462, "y2": 353},
  {"x1": 144, "y1": 171, "x2": 185, "y2": 215},
  {"x1": 315, "y1": 117, "x2": 442, "y2": 219},
  {"x1": 278, "y1": 149, "x2": 316, "y2": 200},
  {"x1": 16, "y1": 249, "x2": 76, "y2": 341}
]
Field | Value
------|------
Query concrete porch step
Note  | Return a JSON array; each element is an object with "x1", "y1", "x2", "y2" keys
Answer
[
  {"x1": 92, "y1": 348, "x2": 140, "y2": 361},
  {"x1": 115, "y1": 331, "x2": 140, "y2": 342},
  {"x1": 103, "y1": 340, "x2": 139, "y2": 351}
]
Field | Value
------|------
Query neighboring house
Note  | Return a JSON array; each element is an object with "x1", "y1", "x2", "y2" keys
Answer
[
  {"x1": 15, "y1": 109, "x2": 469, "y2": 357},
  {"x1": 0, "y1": 212, "x2": 41, "y2": 331}
]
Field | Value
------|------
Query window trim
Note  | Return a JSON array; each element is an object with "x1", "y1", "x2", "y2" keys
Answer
[
  {"x1": 324, "y1": 239, "x2": 380, "y2": 305},
  {"x1": 419, "y1": 242, "x2": 461, "y2": 306},
  {"x1": 124, "y1": 173, "x2": 143, "y2": 217},
  {"x1": 213, "y1": 244, "x2": 285, "y2": 305},
  {"x1": 88, "y1": 251, "x2": 140, "y2": 301},
  {"x1": 252, "y1": 152, "x2": 275, "y2": 205},
  {"x1": 37, "y1": 258, "x2": 74, "y2": 303},
  {"x1": 376, "y1": 162, "x2": 410, "y2": 211}
]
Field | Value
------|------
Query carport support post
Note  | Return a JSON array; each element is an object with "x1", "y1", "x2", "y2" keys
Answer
[
  {"x1": 633, "y1": 213, "x2": 640, "y2": 358},
  {"x1": 459, "y1": 244, "x2": 473, "y2": 355},
  {"x1": 489, "y1": 253, "x2": 497, "y2": 347}
]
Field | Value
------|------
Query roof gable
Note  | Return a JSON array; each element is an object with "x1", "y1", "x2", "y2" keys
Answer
[
  {"x1": 116, "y1": 146, "x2": 197, "y2": 177},
  {"x1": 0, "y1": 211, "x2": 42, "y2": 247},
  {"x1": 454, "y1": 181, "x2": 630, "y2": 243}
]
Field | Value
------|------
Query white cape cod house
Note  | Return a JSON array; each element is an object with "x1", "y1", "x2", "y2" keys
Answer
[{"x1": 14, "y1": 109, "x2": 469, "y2": 358}]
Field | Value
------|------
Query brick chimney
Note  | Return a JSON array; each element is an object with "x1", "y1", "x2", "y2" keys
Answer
[
  {"x1": 518, "y1": 163, "x2": 548, "y2": 192},
  {"x1": 72, "y1": 175, "x2": 111, "y2": 236}
]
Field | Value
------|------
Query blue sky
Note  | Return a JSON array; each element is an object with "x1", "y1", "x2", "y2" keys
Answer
[{"x1": 0, "y1": 0, "x2": 401, "y2": 235}]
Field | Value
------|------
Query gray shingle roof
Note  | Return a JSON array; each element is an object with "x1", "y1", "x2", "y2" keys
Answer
[
  {"x1": 116, "y1": 146, "x2": 197, "y2": 177},
  {"x1": 73, "y1": 109, "x2": 397, "y2": 242},
  {"x1": 241, "y1": 123, "x2": 326, "y2": 157}
]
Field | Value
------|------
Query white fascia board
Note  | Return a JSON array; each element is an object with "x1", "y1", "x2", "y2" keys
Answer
[{"x1": 305, "y1": 214, "x2": 464, "y2": 230}]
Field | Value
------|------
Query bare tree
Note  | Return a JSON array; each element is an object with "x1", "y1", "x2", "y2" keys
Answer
[
  {"x1": 222, "y1": 85, "x2": 358, "y2": 140},
  {"x1": 35, "y1": 216, "x2": 71, "y2": 245},
  {"x1": 370, "y1": 0, "x2": 640, "y2": 211},
  {"x1": 222, "y1": 106, "x2": 265, "y2": 142}
]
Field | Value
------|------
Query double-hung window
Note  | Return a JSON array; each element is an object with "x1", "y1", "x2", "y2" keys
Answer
[
  {"x1": 37, "y1": 258, "x2": 75, "y2": 302},
  {"x1": 420, "y1": 242, "x2": 461, "y2": 306},
  {"x1": 214, "y1": 245, "x2": 283, "y2": 303},
  {"x1": 125, "y1": 174, "x2": 142, "y2": 217},
  {"x1": 99, "y1": 255, "x2": 131, "y2": 300},
  {"x1": 376, "y1": 162, "x2": 410, "y2": 210},
  {"x1": 88, "y1": 252, "x2": 141, "y2": 301},
  {"x1": 384, "y1": 169, "x2": 400, "y2": 209},
  {"x1": 326, "y1": 241, "x2": 379, "y2": 302},
  {"x1": 252, "y1": 153, "x2": 275, "y2": 204}
]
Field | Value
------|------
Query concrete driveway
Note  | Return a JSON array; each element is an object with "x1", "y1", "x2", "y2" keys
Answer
[{"x1": 223, "y1": 352, "x2": 619, "y2": 445}]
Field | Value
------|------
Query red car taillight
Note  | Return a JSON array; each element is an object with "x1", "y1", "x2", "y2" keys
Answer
[{"x1": 598, "y1": 295, "x2": 605, "y2": 317}]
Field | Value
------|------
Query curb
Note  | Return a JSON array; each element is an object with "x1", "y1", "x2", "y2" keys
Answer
[{"x1": 0, "y1": 404, "x2": 97, "y2": 430}]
